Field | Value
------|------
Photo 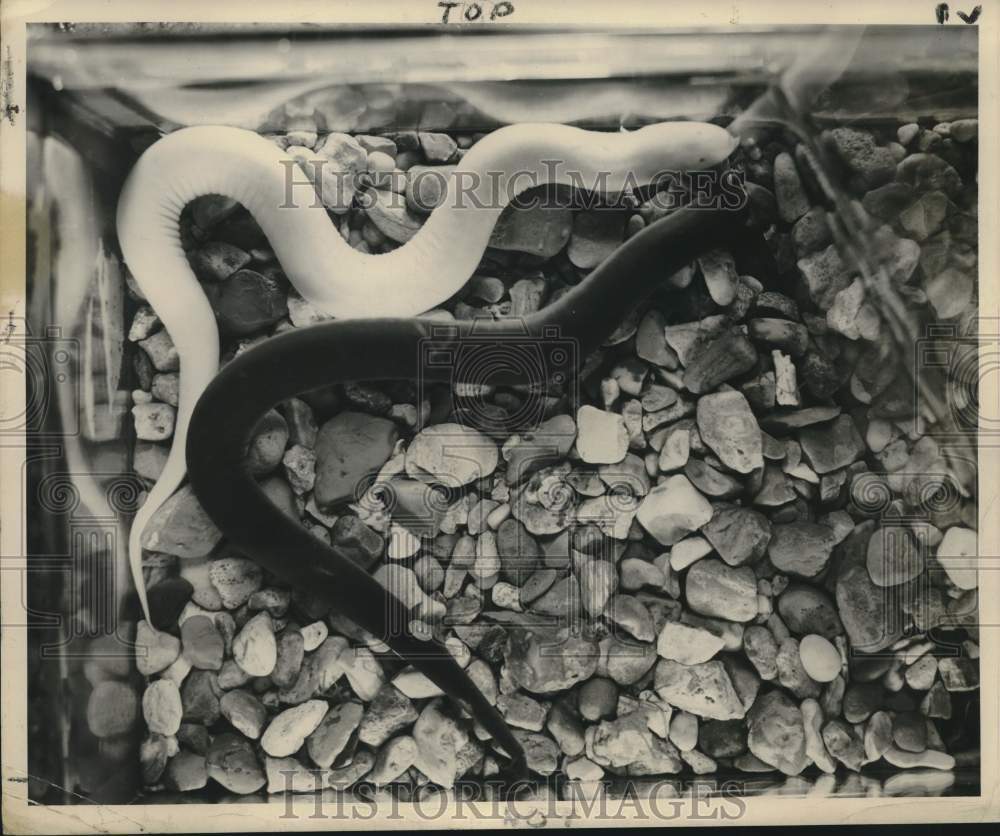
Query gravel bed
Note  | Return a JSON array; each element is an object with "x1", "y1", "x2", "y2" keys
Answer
[{"x1": 102, "y1": 106, "x2": 980, "y2": 800}]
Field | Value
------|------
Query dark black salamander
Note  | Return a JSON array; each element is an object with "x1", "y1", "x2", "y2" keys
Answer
[{"x1": 186, "y1": 191, "x2": 765, "y2": 791}]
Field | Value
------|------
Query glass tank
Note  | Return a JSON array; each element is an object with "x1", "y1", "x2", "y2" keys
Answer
[{"x1": 19, "y1": 22, "x2": 980, "y2": 807}]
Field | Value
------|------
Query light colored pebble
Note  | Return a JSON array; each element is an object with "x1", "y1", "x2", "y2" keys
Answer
[
  {"x1": 233, "y1": 611, "x2": 277, "y2": 677},
  {"x1": 773, "y1": 350, "x2": 800, "y2": 406},
  {"x1": 657, "y1": 425, "x2": 691, "y2": 472},
  {"x1": 392, "y1": 666, "x2": 445, "y2": 699},
  {"x1": 657, "y1": 622, "x2": 725, "y2": 665},
  {"x1": 799, "y1": 634, "x2": 841, "y2": 683},
  {"x1": 492, "y1": 581, "x2": 522, "y2": 611},
  {"x1": 220, "y1": 689, "x2": 268, "y2": 739},
  {"x1": 369, "y1": 735, "x2": 419, "y2": 786},
  {"x1": 668, "y1": 711, "x2": 698, "y2": 751},
  {"x1": 142, "y1": 679, "x2": 183, "y2": 736},
  {"x1": 949, "y1": 118, "x2": 977, "y2": 143},
  {"x1": 669, "y1": 535, "x2": 712, "y2": 572},
  {"x1": 151, "y1": 373, "x2": 179, "y2": 407},
  {"x1": 866, "y1": 418, "x2": 895, "y2": 453},
  {"x1": 282, "y1": 445, "x2": 316, "y2": 494},
  {"x1": 636, "y1": 475, "x2": 713, "y2": 546},
  {"x1": 135, "y1": 620, "x2": 180, "y2": 675},
  {"x1": 161, "y1": 654, "x2": 192, "y2": 686},
  {"x1": 576, "y1": 406, "x2": 629, "y2": 465},
  {"x1": 681, "y1": 748, "x2": 717, "y2": 774},
  {"x1": 138, "y1": 329, "x2": 179, "y2": 371},
  {"x1": 405, "y1": 422, "x2": 498, "y2": 486},
  {"x1": 619, "y1": 557, "x2": 665, "y2": 590},
  {"x1": 564, "y1": 755, "x2": 605, "y2": 783},
  {"x1": 882, "y1": 745, "x2": 955, "y2": 770},
  {"x1": 261, "y1": 700, "x2": 329, "y2": 758},
  {"x1": 387, "y1": 524, "x2": 422, "y2": 560},
  {"x1": 129, "y1": 307, "x2": 161, "y2": 342},
  {"x1": 300, "y1": 621, "x2": 329, "y2": 652},
  {"x1": 340, "y1": 645, "x2": 386, "y2": 701},
  {"x1": 936, "y1": 526, "x2": 978, "y2": 590},
  {"x1": 132, "y1": 403, "x2": 176, "y2": 441},
  {"x1": 801, "y1": 698, "x2": 836, "y2": 773},
  {"x1": 209, "y1": 557, "x2": 263, "y2": 609}
]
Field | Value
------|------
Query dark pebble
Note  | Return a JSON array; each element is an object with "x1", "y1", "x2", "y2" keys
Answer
[
  {"x1": 702, "y1": 507, "x2": 772, "y2": 567},
  {"x1": 758, "y1": 406, "x2": 841, "y2": 435},
  {"x1": 299, "y1": 384, "x2": 342, "y2": 422},
  {"x1": 861, "y1": 182, "x2": 915, "y2": 222},
  {"x1": 699, "y1": 719, "x2": 747, "y2": 758},
  {"x1": 87, "y1": 681, "x2": 139, "y2": 738},
  {"x1": 478, "y1": 625, "x2": 509, "y2": 664},
  {"x1": 749, "y1": 318, "x2": 810, "y2": 356},
  {"x1": 214, "y1": 210, "x2": 268, "y2": 250},
  {"x1": 684, "y1": 458, "x2": 743, "y2": 499},
  {"x1": 892, "y1": 712, "x2": 927, "y2": 753},
  {"x1": 181, "y1": 615, "x2": 225, "y2": 671},
  {"x1": 191, "y1": 241, "x2": 251, "y2": 282},
  {"x1": 745, "y1": 183, "x2": 777, "y2": 230},
  {"x1": 896, "y1": 152, "x2": 962, "y2": 197},
  {"x1": 313, "y1": 412, "x2": 398, "y2": 510},
  {"x1": 791, "y1": 206, "x2": 832, "y2": 256},
  {"x1": 146, "y1": 577, "x2": 194, "y2": 631},
  {"x1": 848, "y1": 653, "x2": 894, "y2": 683},
  {"x1": 496, "y1": 518, "x2": 541, "y2": 583},
  {"x1": 206, "y1": 732, "x2": 266, "y2": 794},
  {"x1": 181, "y1": 670, "x2": 223, "y2": 725},
  {"x1": 798, "y1": 414, "x2": 865, "y2": 474},
  {"x1": 682, "y1": 330, "x2": 758, "y2": 395},
  {"x1": 331, "y1": 515, "x2": 385, "y2": 570},
  {"x1": 842, "y1": 681, "x2": 884, "y2": 724},
  {"x1": 206, "y1": 269, "x2": 288, "y2": 337},
  {"x1": 827, "y1": 127, "x2": 896, "y2": 189},
  {"x1": 800, "y1": 352, "x2": 841, "y2": 400},
  {"x1": 165, "y1": 750, "x2": 208, "y2": 792},
  {"x1": 176, "y1": 722, "x2": 212, "y2": 756},
  {"x1": 776, "y1": 583, "x2": 843, "y2": 639},
  {"x1": 133, "y1": 351, "x2": 154, "y2": 390},
  {"x1": 753, "y1": 291, "x2": 799, "y2": 321},
  {"x1": 343, "y1": 382, "x2": 393, "y2": 416},
  {"x1": 246, "y1": 409, "x2": 288, "y2": 476},
  {"x1": 191, "y1": 194, "x2": 239, "y2": 230}
]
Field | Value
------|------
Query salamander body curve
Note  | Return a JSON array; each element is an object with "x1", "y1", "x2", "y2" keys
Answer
[{"x1": 117, "y1": 121, "x2": 736, "y2": 621}]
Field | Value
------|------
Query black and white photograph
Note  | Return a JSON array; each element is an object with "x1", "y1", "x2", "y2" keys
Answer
[{"x1": 0, "y1": 1, "x2": 997, "y2": 831}]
